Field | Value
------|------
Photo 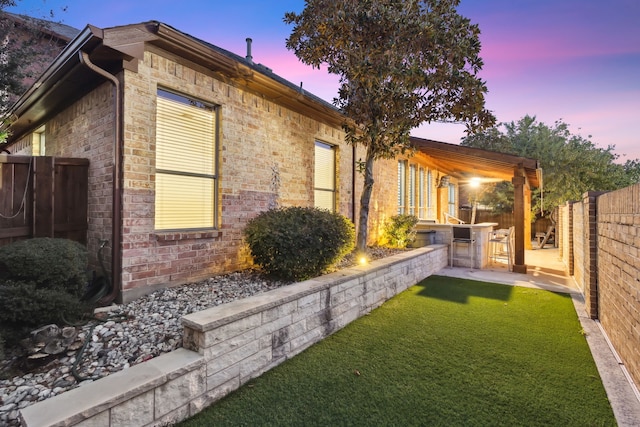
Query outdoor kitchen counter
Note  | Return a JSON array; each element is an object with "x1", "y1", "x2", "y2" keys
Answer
[{"x1": 414, "y1": 222, "x2": 499, "y2": 269}]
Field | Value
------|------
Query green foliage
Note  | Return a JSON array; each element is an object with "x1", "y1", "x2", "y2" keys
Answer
[
  {"x1": 0, "y1": 238, "x2": 88, "y2": 297},
  {"x1": 0, "y1": 280, "x2": 87, "y2": 344},
  {"x1": 0, "y1": 6, "x2": 69, "y2": 117},
  {"x1": 244, "y1": 207, "x2": 355, "y2": 281},
  {"x1": 0, "y1": 238, "x2": 89, "y2": 344},
  {"x1": 284, "y1": 0, "x2": 494, "y2": 251},
  {"x1": 462, "y1": 115, "x2": 640, "y2": 216},
  {"x1": 383, "y1": 214, "x2": 418, "y2": 248}
]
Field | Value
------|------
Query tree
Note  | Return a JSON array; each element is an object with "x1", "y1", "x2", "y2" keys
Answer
[
  {"x1": 285, "y1": 0, "x2": 494, "y2": 252},
  {"x1": 462, "y1": 115, "x2": 640, "y2": 216},
  {"x1": 0, "y1": 1, "x2": 67, "y2": 119}
]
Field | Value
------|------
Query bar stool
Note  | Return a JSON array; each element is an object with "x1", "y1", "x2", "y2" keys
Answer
[
  {"x1": 488, "y1": 226, "x2": 514, "y2": 271},
  {"x1": 450, "y1": 226, "x2": 476, "y2": 268}
]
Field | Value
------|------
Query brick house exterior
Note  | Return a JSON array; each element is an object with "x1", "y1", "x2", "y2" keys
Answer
[{"x1": 3, "y1": 21, "x2": 463, "y2": 302}]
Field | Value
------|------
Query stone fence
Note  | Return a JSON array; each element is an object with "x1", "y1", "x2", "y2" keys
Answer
[
  {"x1": 558, "y1": 183, "x2": 640, "y2": 394},
  {"x1": 20, "y1": 245, "x2": 448, "y2": 426}
]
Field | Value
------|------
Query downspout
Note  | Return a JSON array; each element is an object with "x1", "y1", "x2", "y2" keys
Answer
[{"x1": 79, "y1": 51, "x2": 122, "y2": 304}]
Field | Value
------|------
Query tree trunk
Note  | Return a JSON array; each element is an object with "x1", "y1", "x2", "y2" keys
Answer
[{"x1": 356, "y1": 147, "x2": 375, "y2": 252}]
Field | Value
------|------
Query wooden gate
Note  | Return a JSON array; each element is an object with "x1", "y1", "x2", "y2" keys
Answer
[{"x1": 0, "y1": 155, "x2": 89, "y2": 247}]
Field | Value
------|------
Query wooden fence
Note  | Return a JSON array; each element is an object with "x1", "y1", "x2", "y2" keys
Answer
[{"x1": 0, "y1": 155, "x2": 89, "y2": 247}]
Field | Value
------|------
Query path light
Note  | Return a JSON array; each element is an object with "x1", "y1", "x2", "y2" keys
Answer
[{"x1": 358, "y1": 253, "x2": 369, "y2": 265}]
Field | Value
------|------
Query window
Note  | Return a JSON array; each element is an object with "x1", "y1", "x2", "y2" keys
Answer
[
  {"x1": 314, "y1": 141, "x2": 336, "y2": 211},
  {"x1": 427, "y1": 170, "x2": 433, "y2": 218},
  {"x1": 418, "y1": 168, "x2": 425, "y2": 219},
  {"x1": 155, "y1": 89, "x2": 218, "y2": 230},
  {"x1": 397, "y1": 161, "x2": 406, "y2": 214},
  {"x1": 33, "y1": 126, "x2": 45, "y2": 156},
  {"x1": 408, "y1": 164, "x2": 416, "y2": 216},
  {"x1": 448, "y1": 183, "x2": 456, "y2": 217}
]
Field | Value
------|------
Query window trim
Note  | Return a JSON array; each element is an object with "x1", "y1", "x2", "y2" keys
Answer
[
  {"x1": 155, "y1": 88, "x2": 219, "y2": 232},
  {"x1": 314, "y1": 140, "x2": 336, "y2": 212},
  {"x1": 397, "y1": 160, "x2": 406, "y2": 215}
]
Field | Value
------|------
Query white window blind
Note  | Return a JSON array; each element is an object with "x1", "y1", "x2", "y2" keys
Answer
[
  {"x1": 418, "y1": 168, "x2": 425, "y2": 219},
  {"x1": 314, "y1": 141, "x2": 335, "y2": 211},
  {"x1": 397, "y1": 161, "x2": 406, "y2": 214},
  {"x1": 427, "y1": 170, "x2": 434, "y2": 218},
  {"x1": 155, "y1": 90, "x2": 217, "y2": 230},
  {"x1": 448, "y1": 183, "x2": 456, "y2": 216},
  {"x1": 409, "y1": 164, "x2": 416, "y2": 216}
]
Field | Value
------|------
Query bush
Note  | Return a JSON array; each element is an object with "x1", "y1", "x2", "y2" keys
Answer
[
  {"x1": 0, "y1": 238, "x2": 90, "y2": 345},
  {"x1": 0, "y1": 237, "x2": 88, "y2": 297},
  {"x1": 244, "y1": 207, "x2": 355, "y2": 281},
  {"x1": 383, "y1": 214, "x2": 419, "y2": 248}
]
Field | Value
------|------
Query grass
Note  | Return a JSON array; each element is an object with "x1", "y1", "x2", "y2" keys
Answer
[{"x1": 180, "y1": 275, "x2": 616, "y2": 426}]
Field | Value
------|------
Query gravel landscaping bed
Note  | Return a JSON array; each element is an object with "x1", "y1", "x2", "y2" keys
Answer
[{"x1": 0, "y1": 247, "x2": 405, "y2": 426}]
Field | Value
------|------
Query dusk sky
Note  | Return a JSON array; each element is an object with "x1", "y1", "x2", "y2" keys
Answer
[{"x1": 10, "y1": 0, "x2": 640, "y2": 161}]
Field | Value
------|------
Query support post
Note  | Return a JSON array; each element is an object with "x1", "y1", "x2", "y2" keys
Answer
[{"x1": 512, "y1": 174, "x2": 527, "y2": 273}]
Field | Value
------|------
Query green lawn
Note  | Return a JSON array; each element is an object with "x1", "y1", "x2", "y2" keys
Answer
[{"x1": 180, "y1": 276, "x2": 616, "y2": 426}]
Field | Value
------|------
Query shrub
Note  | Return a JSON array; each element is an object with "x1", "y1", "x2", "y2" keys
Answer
[
  {"x1": 383, "y1": 214, "x2": 419, "y2": 248},
  {"x1": 244, "y1": 206, "x2": 355, "y2": 281},
  {"x1": 0, "y1": 238, "x2": 90, "y2": 345},
  {"x1": 0, "y1": 237, "x2": 88, "y2": 298}
]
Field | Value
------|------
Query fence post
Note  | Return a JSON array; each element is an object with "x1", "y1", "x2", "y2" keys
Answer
[{"x1": 33, "y1": 156, "x2": 54, "y2": 238}]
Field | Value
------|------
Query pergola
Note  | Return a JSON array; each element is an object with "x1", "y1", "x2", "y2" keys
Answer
[{"x1": 410, "y1": 136, "x2": 542, "y2": 274}]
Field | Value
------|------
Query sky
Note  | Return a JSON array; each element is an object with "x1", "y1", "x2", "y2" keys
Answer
[{"x1": 9, "y1": 0, "x2": 640, "y2": 161}]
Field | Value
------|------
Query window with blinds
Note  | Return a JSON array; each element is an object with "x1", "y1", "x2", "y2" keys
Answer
[
  {"x1": 408, "y1": 164, "x2": 416, "y2": 216},
  {"x1": 418, "y1": 167, "x2": 425, "y2": 219},
  {"x1": 314, "y1": 141, "x2": 336, "y2": 211},
  {"x1": 448, "y1": 183, "x2": 456, "y2": 216},
  {"x1": 397, "y1": 160, "x2": 406, "y2": 214},
  {"x1": 155, "y1": 89, "x2": 217, "y2": 230},
  {"x1": 427, "y1": 170, "x2": 434, "y2": 218}
]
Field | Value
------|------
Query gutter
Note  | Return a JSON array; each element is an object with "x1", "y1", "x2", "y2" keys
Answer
[{"x1": 79, "y1": 50, "x2": 123, "y2": 305}]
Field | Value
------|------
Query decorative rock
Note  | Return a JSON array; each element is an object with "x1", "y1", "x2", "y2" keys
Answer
[{"x1": 0, "y1": 266, "x2": 334, "y2": 426}]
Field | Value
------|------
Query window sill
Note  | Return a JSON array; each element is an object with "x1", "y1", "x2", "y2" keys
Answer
[{"x1": 154, "y1": 230, "x2": 221, "y2": 242}]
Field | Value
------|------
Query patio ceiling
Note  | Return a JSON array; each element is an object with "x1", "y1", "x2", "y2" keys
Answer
[{"x1": 410, "y1": 136, "x2": 541, "y2": 188}]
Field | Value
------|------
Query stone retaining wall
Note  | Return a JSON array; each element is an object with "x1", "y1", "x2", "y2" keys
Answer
[{"x1": 20, "y1": 245, "x2": 447, "y2": 426}]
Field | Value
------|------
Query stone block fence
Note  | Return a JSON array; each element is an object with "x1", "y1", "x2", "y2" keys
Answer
[
  {"x1": 559, "y1": 183, "x2": 640, "y2": 394},
  {"x1": 20, "y1": 245, "x2": 448, "y2": 426}
]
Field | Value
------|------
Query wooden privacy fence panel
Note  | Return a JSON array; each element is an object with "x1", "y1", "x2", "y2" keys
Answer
[{"x1": 0, "y1": 155, "x2": 89, "y2": 247}]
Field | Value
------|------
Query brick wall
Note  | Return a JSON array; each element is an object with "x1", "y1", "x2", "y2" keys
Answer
[
  {"x1": 41, "y1": 82, "x2": 116, "y2": 272},
  {"x1": 596, "y1": 184, "x2": 640, "y2": 388},
  {"x1": 118, "y1": 50, "x2": 356, "y2": 301},
  {"x1": 10, "y1": 44, "x2": 452, "y2": 302},
  {"x1": 561, "y1": 185, "x2": 640, "y2": 390}
]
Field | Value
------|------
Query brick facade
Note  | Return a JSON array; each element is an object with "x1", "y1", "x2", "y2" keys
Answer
[
  {"x1": 117, "y1": 50, "x2": 357, "y2": 301},
  {"x1": 596, "y1": 185, "x2": 640, "y2": 389},
  {"x1": 560, "y1": 185, "x2": 640, "y2": 390},
  {"x1": 5, "y1": 23, "x2": 458, "y2": 304}
]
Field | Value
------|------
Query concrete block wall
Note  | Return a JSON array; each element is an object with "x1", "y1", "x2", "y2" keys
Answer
[
  {"x1": 596, "y1": 184, "x2": 640, "y2": 389},
  {"x1": 20, "y1": 245, "x2": 447, "y2": 427}
]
